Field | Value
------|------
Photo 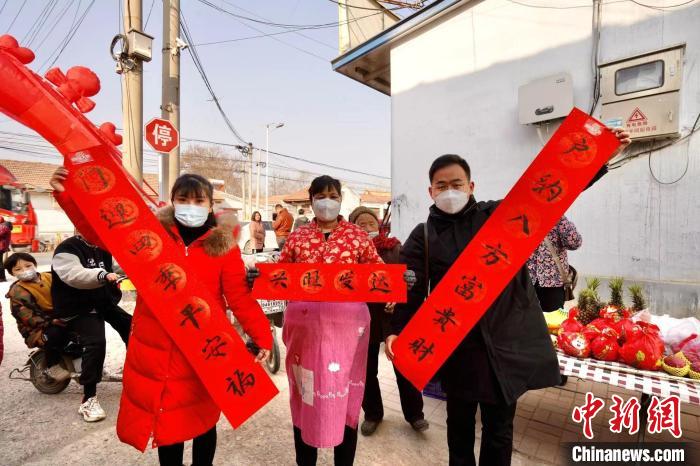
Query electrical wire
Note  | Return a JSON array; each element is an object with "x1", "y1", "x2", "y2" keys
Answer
[
  {"x1": 326, "y1": 0, "x2": 404, "y2": 11},
  {"x1": 7, "y1": 0, "x2": 28, "y2": 32},
  {"x1": 630, "y1": 0, "x2": 697, "y2": 10},
  {"x1": 21, "y1": 0, "x2": 58, "y2": 46},
  {"x1": 144, "y1": 0, "x2": 156, "y2": 29},
  {"x1": 193, "y1": 28, "x2": 332, "y2": 47},
  {"x1": 0, "y1": 0, "x2": 8, "y2": 18},
  {"x1": 34, "y1": 1, "x2": 75, "y2": 53},
  {"x1": 180, "y1": 12, "x2": 249, "y2": 144}
]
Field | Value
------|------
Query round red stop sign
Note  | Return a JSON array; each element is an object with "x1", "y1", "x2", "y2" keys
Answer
[{"x1": 145, "y1": 118, "x2": 179, "y2": 153}]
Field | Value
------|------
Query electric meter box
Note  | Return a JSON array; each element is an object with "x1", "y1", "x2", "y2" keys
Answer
[
  {"x1": 126, "y1": 29, "x2": 154, "y2": 62},
  {"x1": 518, "y1": 73, "x2": 574, "y2": 125},
  {"x1": 599, "y1": 45, "x2": 684, "y2": 140}
]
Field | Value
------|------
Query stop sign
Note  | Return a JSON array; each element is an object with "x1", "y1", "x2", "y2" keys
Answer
[{"x1": 145, "y1": 118, "x2": 179, "y2": 153}]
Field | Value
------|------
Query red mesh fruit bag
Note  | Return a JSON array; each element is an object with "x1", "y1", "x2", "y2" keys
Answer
[
  {"x1": 558, "y1": 332, "x2": 591, "y2": 358},
  {"x1": 560, "y1": 309, "x2": 584, "y2": 335},
  {"x1": 619, "y1": 328, "x2": 663, "y2": 371},
  {"x1": 591, "y1": 335, "x2": 620, "y2": 362}
]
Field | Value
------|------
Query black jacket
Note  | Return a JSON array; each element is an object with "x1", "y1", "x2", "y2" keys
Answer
[
  {"x1": 393, "y1": 197, "x2": 561, "y2": 405},
  {"x1": 51, "y1": 236, "x2": 122, "y2": 318}
]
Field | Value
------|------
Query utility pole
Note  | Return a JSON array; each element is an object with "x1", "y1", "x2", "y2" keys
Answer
[
  {"x1": 122, "y1": 0, "x2": 144, "y2": 184},
  {"x1": 160, "y1": 0, "x2": 180, "y2": 201},
  {"x1": 247, "y1": 142, "x2": 254, "y2": 220},
  {"x1": 255, "y1": 146, "x2": 261, "y2": 213}
]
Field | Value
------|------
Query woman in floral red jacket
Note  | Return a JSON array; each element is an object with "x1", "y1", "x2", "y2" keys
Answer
[{"x1": 279, "y1": 175, "x2": 382, "y2": 466}]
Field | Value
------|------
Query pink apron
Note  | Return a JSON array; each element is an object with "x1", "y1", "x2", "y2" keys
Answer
[{"x1": 282, "y1": 301, "x2": 370, "y2": 448}]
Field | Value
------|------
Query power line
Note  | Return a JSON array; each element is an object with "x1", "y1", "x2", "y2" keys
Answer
[
  {"x1": 144, "y1": 0, "x2": 156, "y2": 29},
  {"x1": 180, "y1": 12, "x2": 249, "y2": 144},
  {"x1": 7, "y1": 0, "x2": 28, "y2": 32},
  {"x1": 21, "y1": 0, "x2": 58, "y2": 45},
  {"x1": 34, "y1": 0, "x2": 75, "y2": 53},
  {"x1": 326, "y1": 0, "x2": 404, "y2": 12}
]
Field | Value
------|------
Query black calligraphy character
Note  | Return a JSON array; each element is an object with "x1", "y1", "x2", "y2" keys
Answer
[
  {"x1": 129, "y1": 234, "x2": 154, "y2": 256},
  {"x1": 532, "y1": 174, "x2": 563, "y2": 202},
  {"x1": 302, "y1": 270, "x2": 322, "y2": 289},
  {"x1": 180, "y1": 303, "x2": 204, "y2": 329},
  {"x1": 338, "y1": 271, "x2": 355, "y2": 290},
  {"x1": 156, "y1": 264, "x2": 183, "y2": 292},
  {"x1": 100, "y1": 202, "x2": 135, "y2": 228},
  {"x1": 79, "y1": 167, "x2": 109, "y2": 191},
  {"x1": 433, "y1": 308, "x2": 457, "y2": 332},
  {"x1": 454, "y1": 275, "x2": 483, "y2": 301},
  {"x1": 480, "y1": 243, "x2": 509, "y2": 266},
  {"x1": 270, "y1": 270, "x2": 289, "y2": 289},
  {"x1": 202, "y1": 336, "x2": 228, "y2": 360},
  {"x1": 408, "y1": 338, "x2": 435, "y2": 362},
  {"x1": 563, "y1": 136, "x2": 589, "y2": 154},
  {"x1": 226, "y1": 369, "x2": 256, "y2": 396},
  {"x1": 508, "y1": 214, "x2": 530, "y2": 236},
  {"x1": 369, "y1": 272, "x2": 391, "y2": 294}
]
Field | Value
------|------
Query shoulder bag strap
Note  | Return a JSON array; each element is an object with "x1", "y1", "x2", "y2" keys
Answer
[{"x1": 543, "y1": 237, "x2": 571, "y2": 286}]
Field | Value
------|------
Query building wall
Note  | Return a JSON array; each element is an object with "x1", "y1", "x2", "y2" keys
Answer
[{"x1": 390, "y1": 0, "x2": 700, "y2": 315}]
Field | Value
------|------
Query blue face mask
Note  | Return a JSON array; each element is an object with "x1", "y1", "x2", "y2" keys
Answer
[{"x1": 174, "y1": 204, "x2": 210, "y2": 227}]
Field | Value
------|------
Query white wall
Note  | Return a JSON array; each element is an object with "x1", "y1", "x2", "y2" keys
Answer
[{"x1": 390, "y1": 0, "x2": 700, "y2": 314}]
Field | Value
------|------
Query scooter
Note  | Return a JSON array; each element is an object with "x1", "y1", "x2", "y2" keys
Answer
[{"x1": 9, "y1": 340, "x2": 122, "y2": 394}]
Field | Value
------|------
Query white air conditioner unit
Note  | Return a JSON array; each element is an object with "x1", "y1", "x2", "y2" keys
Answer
[{"x1": 518, "y1": 73, "x2": 574, "y2": 125}]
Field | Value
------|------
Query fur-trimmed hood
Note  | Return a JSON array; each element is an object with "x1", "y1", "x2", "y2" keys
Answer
[{"x1": 156, "y1": 206, "x2": 240, "y2": 257}]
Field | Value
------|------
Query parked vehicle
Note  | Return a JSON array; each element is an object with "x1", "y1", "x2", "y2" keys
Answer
[
  {"x1": 0, "y1": 164, "x2": 39, "y2": 252},
  {"x1": 238, "y1": 220, "x2": 279, "y2": 253}
]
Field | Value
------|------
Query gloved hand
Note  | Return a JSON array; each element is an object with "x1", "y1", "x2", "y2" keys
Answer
[
  {"x1": 246, "y1": 267, "x2": 260, "y2": 289},
  {"x1": 403, "y1": 270, "x2": 417, "y2": 291}
]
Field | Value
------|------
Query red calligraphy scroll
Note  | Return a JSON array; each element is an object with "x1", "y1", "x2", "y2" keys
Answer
[
  {"x1": 252, "y1": 264, "x2": 407, "y2": 302},
  {"x1": 393, "y1": 108, "x2": 620, "y2": 390},
  {"x1": 0, "y1": 35, "x2": 277, "y2": 428}
]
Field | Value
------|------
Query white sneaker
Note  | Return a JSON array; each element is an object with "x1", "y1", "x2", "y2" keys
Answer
[
  {"x1": 78, "y1": 397, "x2": 106, "y2": 422},
  {"x1": 44, "y1": 364, "x2": 71, "y2": 382}
]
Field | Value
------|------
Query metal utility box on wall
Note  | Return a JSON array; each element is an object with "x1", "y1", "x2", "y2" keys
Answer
[
  {"x1": 600, "y1": 45, "x2": 684, "y2": 140},
  {"x1": 518, "y1": 73, "x2": 574, "y2": 125}
]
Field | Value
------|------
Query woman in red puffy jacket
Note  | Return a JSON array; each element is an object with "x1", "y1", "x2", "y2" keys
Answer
[{"x1": 116, "y1": 174, "x2": 272, "y2": 466}]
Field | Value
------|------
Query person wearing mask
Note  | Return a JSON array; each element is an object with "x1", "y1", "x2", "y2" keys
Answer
[
  {"x1": 250, "y1": 210, "x2": 265, "y2": 253},
  {"x1": 113, "y1": 173, "x2": 272, "y2": 466},
  {"x1": 4, "y1": 252, "x2": 71, "y2": 381},
  {"x1": 349, "y1": 207, "x2": 427, "y2": 437},
  {"x1": 293, "y1": 208, "x2": 310, "y2": 230},
  {"x1": 0, "y1": 216, "x2": 11, "y2": 282},
  {"x1": 527, "y1": 216, "x2": 582, "y2": 313},
  {"x1": 275, "y1": 176, "x2": 383, "y2": 466},
  {"x1": 272, "y1": 203, "x2": 294, "y2": 250},
  {"x1": 386, "y1": 128, "x2": 630, "y2": 466}
]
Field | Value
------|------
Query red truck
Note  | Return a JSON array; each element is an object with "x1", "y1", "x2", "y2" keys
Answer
[{"x1": 0, "y1": 164, "x2": 39, "y2": 252}]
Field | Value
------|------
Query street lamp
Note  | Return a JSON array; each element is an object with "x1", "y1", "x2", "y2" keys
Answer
[{"x1": 265, "y1": 122, "x2": 285, "y2": 219}]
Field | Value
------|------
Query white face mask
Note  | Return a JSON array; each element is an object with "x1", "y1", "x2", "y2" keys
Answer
[
  {"x1": 17, "y1": 267, "x2": 38, "y2": 282},
  {"x1": 434, "y1": 189, "x2": 470, "y2": 214},
  {"x1": 312, "y1": 198, "x2": 342, "y2": 222},
  {"x1": 174, "y1": 204, "x2": 210, "y2": 227},
  {"x1": 368, "y1": 231, "x2": 380, "y2": 239}
]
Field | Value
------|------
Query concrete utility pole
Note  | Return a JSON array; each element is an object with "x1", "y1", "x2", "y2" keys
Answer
[
  {"x1": 160, "y1": 0, "x2": 180, "y2": 201},
  {"x1": 248, "y1": 142, "x2": 254, "y2": 220},
  {"x1": 255, "y1": 147, "x2": 261, "y2": 213},
  {"x1": 122, "y1": 0, "x2": 144, "y2": 184}
]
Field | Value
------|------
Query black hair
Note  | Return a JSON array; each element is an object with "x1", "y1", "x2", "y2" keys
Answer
[
  {"x1": 171, "y1": 174, "x2": 214, "y2": 204},
  {"x1": 252, "y1": 211, "x2": 262, "y2": 221},
  {"x1": 275, "y1": 204, "x2": 283, "y2": 209},
  {"x1": 4, "y1": 252, "x2": 37, "y2": 275},
  {"x1": 308, "y1": 175, "x2": 342, "y2": 201},
  {"x1": 429, "y1": 154, "x2": 471, "y2": 183}
]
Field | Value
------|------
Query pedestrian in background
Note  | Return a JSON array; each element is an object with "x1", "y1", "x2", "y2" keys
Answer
[
  {"x1": 273, "y1": 203, "x2": 293, "y2": 250},
  {"x1": 250, "y1": 210, "x2": 265, "y2": 253},
  {"x1": 0, "y1": 215, "x2": 11, "y2": 282},
  {"x1": 293, "y1": 208, "x2": 310, "y2": 230},
  {"x1": 527, "y1": 216, "x2": 581, "y2": 313},
  {"x1": 349, "y1": 206, "x2": 427, "y2": 437}
]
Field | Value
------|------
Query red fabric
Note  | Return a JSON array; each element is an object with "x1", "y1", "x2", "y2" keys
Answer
[
  {"x1": 272, "y1": 208, "x2": 293, "y2": 238},
  {"x1": 0, "y1": 221, "x2": 10, "y2": 251},
  {"x1": 372, "y1": 231, "x2": 400, "y2": 254},
  {"x1": 117, "y1": 225, "x2": 272, "y2": 451},
  {"x1": 279, "y1": 219, "x2": 382, "y2": 265}
]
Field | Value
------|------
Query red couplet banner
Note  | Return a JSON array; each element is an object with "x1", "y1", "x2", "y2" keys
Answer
[
  {"x1": 0, "y1": 36, "x2": 278, "y2": 428},
  {"x1": 393, "y1": 108, "x2": 620, "y2": 391},
  {"x1": 252, "y1": 263, "x2": 407, "y2": 302}
]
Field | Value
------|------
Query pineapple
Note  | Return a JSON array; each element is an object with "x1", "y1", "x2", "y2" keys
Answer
[
  {"x1": 577, "y1": 289, "x2": 599, "y2": 325},
  {"x1": 608, "y1": 277, "x2": 625, "y2": 310},
  {"x1": 629, "y1": 284, "x2": 647, "y2": 314},
  {"x1": 586, "y1": 277, "x2": 601, "y2": 296}
]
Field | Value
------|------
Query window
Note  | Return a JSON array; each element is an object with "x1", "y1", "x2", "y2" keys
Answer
[{"x1": 615, "y1": 60, "x2": 664, "y2": 96}]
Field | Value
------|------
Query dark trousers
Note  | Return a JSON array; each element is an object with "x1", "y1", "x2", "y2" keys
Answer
[
  {"x1": 362, "y1": 341, "x2": 424, "y2": 423},
  {"x1": 446, "y1": 395, "x2": 517, "y2": 466},
  {"x1": 43, "y1": 324, "x2": 69, "y2": 367},
  {"x1": 100, "y1": 304, "x2": 132, "y2": 346},
  {"x1": 67, "y1": 312, "x2": 105, "y2": 398},
  {"x1": 158, "y1": 426, "x2": 217, "y2": 466},
  {"x1": 534, "y1": 285, "x2": 565, "y2": 313},
  {"x1": 0, "y1": 250, "x2": 7, "y2": 280},
  {"x1": 293, "y1": 426, "x2": 358, "y2": 466}
]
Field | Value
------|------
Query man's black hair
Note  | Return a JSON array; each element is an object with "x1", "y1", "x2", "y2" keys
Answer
[
  {"x1": 171, "y1": 174, "x2": 214, "y2": 203},
  {"x1": 4, "y1": 252, "x2": 37, "y2": 275},
  {"x1": 429, "y1": 154, "x2": 471, "y2": 183},
  {"x1": 308, "y1": 175, "x2": 342, "y2": 201}
]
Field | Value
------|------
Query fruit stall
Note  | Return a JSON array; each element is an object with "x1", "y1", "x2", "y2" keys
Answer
[{"x1": 545, "y1": 278, "x2": 700, "y2": 441}]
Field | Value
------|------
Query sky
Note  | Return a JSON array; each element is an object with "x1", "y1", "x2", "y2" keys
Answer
[{"x1": 0, "y1": 0, "x2": 424, "y2": 191}]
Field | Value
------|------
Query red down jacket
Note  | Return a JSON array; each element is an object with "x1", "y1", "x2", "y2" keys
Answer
[{"x1": 117, "y1": 207, "x2": 272, "y2": 451}]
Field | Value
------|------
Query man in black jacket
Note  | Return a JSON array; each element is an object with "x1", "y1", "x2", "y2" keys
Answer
[
  {"x1": 52, "y1": 234, "x2": 132, "y2": 423},
  {"x1": 386, "y1": 129, "x2": 629, "y2": 466}
]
